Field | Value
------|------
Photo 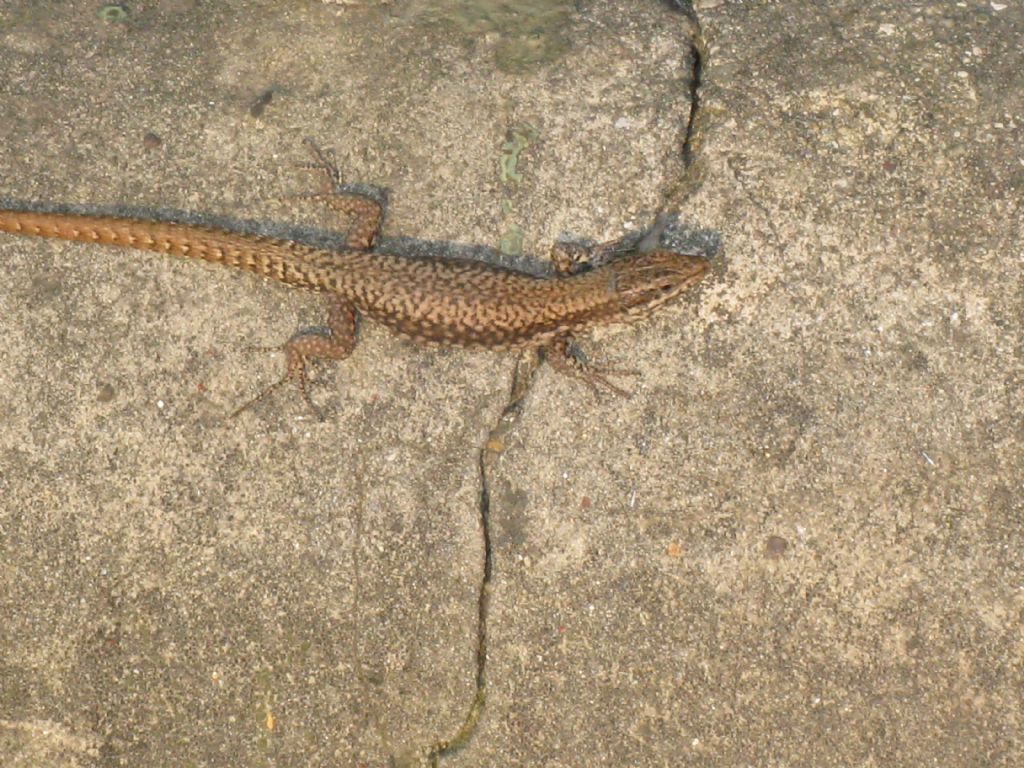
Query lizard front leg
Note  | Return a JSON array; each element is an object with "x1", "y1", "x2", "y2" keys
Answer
[
  {"x1": 543, "y1": 335, "x2": 638, "y2": 397},
  {"x1": 544, "y1": 240, "x2": 639, "y2": 396}
]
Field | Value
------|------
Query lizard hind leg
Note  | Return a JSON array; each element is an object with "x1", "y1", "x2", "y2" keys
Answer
[
  {"x1": 289, "y1": 138, "x2": 385, "y2": 251},
  {"x1": 231, "y1": 295, "x2": 358, "y2": 420}
]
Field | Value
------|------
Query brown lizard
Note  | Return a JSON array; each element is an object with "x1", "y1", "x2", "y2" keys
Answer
[{"x1": 0, "y1": 144, "x2": 709, "y2": 415}]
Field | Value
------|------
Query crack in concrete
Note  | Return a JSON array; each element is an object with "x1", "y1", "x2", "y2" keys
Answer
[
  {"x1": 420, "y1": 2, "x2": 706, "y2": 762},
  {"x1": 679, "y1": 3, "x2": 706, "y2": 172},
  {"x1": 665, "y1": 0, "x2": 710, "y2": 210},
  {"x1": 424, "y1": 352, "x2": 541, "y2": 765}
]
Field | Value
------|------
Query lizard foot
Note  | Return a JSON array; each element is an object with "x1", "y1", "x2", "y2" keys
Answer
[
  {"x1": 545, "y1": 337, "x2": 640, "y2": 398},
  {"x1": 232, "y1": 332, "x2": 334, "y2": 420}
]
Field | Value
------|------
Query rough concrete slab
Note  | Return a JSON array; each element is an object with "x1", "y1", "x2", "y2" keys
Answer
[
  {"x1": 0, "y1": 1, "x2": 695, "y2": 765},
  {"x1": 472, "y1": 2, "x2": 1023, "y2": 766},
  {"x1": 1, "y1": 1, "x2": 1021, "y2": 767}
]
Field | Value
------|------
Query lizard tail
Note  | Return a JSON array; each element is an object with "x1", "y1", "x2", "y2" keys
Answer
[{"x1": 0, "y1": 209, "x2": 330, "y2": 290}]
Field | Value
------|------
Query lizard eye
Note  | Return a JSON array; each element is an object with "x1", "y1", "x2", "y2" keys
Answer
[{"x1": 652, "y1": 276, "x2": 677, "y2": 294}]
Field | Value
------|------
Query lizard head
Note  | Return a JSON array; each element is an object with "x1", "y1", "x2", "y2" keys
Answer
[{"x1": 608, "y1": 249, "x2": 710, "y2": 319}]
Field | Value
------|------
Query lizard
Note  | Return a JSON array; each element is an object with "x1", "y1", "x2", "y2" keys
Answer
[{"x1": 0, "y1": 142, "x2": 709, "y2": 416}]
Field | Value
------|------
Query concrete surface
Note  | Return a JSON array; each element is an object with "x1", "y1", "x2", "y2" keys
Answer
[{"x1": 0, "y1": 1, "x2": 1020, "y2": 766}]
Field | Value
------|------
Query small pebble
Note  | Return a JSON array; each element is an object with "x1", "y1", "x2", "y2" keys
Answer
[{"x1": 765, "y1": 535, "x2": 789, "y2": 558}]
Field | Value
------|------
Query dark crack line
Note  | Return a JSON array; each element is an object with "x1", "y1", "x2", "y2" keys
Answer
[
  {"x1": 423, "y1": 4, "x2": 707, "y2": 761},
  {"x1": 661, "y1": 0, "x2": 708, "y2": 211},
  {"x1": 679, "y1": 1, "x2": 705, "y2": 171},
  {"x1": 424, "y1": 444, "x2": 493, "y2": 765},
  {"x1": 425, "y1": 354, "x2": 539, "y2": 765}
]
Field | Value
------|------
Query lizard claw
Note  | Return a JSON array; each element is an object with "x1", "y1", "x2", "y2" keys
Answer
[
  {"x1": 297, "y1": 138, "x2": 343, "y2": 191},
  {"x1": 565, "y1": 363, "x2": 639, "y2": 399},
  {"x1": 231, "y1": 362, "x2": 325, "y2": 421},
  {"x1": 544, "y1": 337, "x2": 640, "y2": 399},
  {"x1": 231, "y1": 334, "x2": 330, "y2": 420}
]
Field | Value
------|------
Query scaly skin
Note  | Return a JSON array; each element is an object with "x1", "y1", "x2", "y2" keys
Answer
[{"x1": 0, "y1": 161, "x2": 708, "y2": 414}]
